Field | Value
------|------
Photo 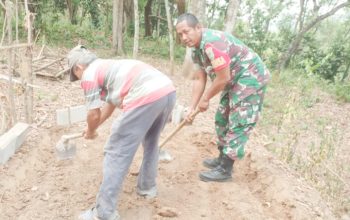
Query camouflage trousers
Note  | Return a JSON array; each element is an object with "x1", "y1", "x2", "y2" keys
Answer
[{"x1": 215, "y1": 86, "x2": 266, "y2": 160}]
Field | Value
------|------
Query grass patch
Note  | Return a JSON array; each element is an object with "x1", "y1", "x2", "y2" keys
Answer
[{"x1": 260, "y1": 69, "x2": 350, "y2": 216}]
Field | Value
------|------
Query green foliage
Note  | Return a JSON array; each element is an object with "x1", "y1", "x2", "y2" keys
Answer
[
  {"x1": 292, "y1": 30, "x2": 350, "y2": 82},
  {"x1": 43, "y1": 18, "x2": 110, "y2": 48},
  {"x1": 123, "y1": 37, "x2": 185, "y2": 63},
  {"x1": 81, "y1": 0, "x2": 101, "y2": 28}
]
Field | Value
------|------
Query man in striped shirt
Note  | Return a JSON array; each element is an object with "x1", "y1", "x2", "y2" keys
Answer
[{"x1": 67, "y1": 45, "x2": 176, "y2": 220}]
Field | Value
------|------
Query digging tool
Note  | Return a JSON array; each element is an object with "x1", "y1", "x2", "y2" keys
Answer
[
  {"x1": 159, "y1": 109, "x2": 201, "y2": 161},
  {"x1": 55, "y1": 132, "x2": 83, "y2": 160}
]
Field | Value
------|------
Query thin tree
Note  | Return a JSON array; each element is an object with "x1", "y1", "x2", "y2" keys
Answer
[
  {"x1": 144, "y1": 0, "x2": 153, "y2": 37},
  {"x1": 112, "y1": 0, "x2": 124, "y2": 55},
  {"x1": 164, "y1": 0, "x2": 174, "y2": 75},
  {"x1": 133, "y1": 0, "x2": 139, "y2": 58},
  {"x1": 224, "y1": 0, "x2": 239, "y2": 34},
  {"x1": 24, "y1": 0, "x2": 33, "y2": 123},
  {"x1": 277, "y1": 1, "x2": 350, "y2": 73}
]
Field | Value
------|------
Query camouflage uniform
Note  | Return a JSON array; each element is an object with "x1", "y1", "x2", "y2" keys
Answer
[{"x1": 192, "y1": 28, "x2": 270, "y2": 160}]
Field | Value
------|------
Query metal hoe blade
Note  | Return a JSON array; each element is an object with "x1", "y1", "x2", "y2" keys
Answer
[
  {"x1": 55, "y1": 133, "x2": 81, "y2": 160},
  {"x1": 159, "y1": 149, "x2": 173, "y2": 162}
]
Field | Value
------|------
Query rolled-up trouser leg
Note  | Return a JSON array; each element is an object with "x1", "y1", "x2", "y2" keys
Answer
[{"x1": 95, "y1": 92, "x2": 176, "y2": 220}]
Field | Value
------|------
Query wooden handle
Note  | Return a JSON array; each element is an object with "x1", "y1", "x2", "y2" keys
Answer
[
  {"x1": 159, "y1": 109, "x2": 200, "y2": 148},
  {"x1": 63, "y1": 132, "x2": 83, "y2": 140}
]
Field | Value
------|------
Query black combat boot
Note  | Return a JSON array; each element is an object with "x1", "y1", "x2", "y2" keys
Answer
[
  {"x1": 199, "y1": 155, "x2": 234, "y2": 182},
  {"x1": 202, "y1": 146, "x2": 223, "y2": 169}
]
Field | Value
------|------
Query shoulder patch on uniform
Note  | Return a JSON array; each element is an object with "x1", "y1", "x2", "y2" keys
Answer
[
  {"x1": 205, "y1": 47, "x2": 215, "y2": 60},
  {"x1": 211, "y1": 57, "x2": 226, "y2": 69}
]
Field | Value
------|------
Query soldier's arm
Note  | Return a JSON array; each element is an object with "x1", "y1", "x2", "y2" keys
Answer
[
  {"x1": 190, "y1": 69, "x2": 207, "y2": 111},
  {"x1": 202, "y1": 65, "x2": 230, "y2": 101}
]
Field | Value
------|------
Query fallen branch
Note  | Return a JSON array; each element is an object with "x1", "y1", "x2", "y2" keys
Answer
[
  {"x1": 33, "y1": 55, "x2": 46, "y2": 62},
  {"x1": 36, "y1": 44, "x2": 45, "y2": 59},
  {"x1": 34, "y1": 57, "x2": 64, "y2": 72},
  {"x1": 0, "y1": 43, "x2": 32, "y2": 50},
  {"x1": 55, "y1": 68, "x2": 69, "y2": 78},
  {"x1": 0, "y1": 73, "x2": 40, "y2": 88},
  {"x1": 34, "y1": 29, "x2": 41, "y2": 44}
]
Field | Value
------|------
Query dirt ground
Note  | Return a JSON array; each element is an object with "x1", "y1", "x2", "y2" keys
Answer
[{"x1": 0, "y1": 56, "x2": 345, "y2": 220}]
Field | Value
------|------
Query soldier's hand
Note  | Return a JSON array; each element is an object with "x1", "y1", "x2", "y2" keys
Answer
[{"x1": 198, "y1": 98, "x2": 209, "y2": 112}]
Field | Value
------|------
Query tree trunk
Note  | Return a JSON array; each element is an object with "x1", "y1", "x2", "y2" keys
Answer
[
  {"x1": 144, "y1": 0, "x2": 153, "y2": 37},
  {"x1": 112, "y1": 0, "x2": 124, "y2": 55},
  {"x1": 277, "y1": 1, "x2": 350, "y2": 73},
  {"x1": 156, "y1": 0, "x2": 162, "y2": 37},
  {"x1": 66, "y1": 0, "x2": 78, "y2": 25},
  {"x1": 224, "y1": 0, "x2": 239, "y2": 34},
  {"x1": 164, "y1": 0, "x2": 174, "y2": 75},
  {"x1": 117, "y1": 0, "x2": 124, "y2": 54},
  {"x1": 342, "y1": 61, "x2": 350, "y2": 82},
  {"x1": 189, "y1": 0, "x2": 206, "y2": 26},
  {"x1": 175, "y1": 0, "x2": 186, "y2": 43},
  {"x1": 123, "y1": 0, "x2": 133, "y2": 30},
  {"x1": 294, "y1": 0, "x2": 306, "y2": 33},
  {"x1": 182, "y1": 0, "x2": 206, "y2": 77},
  {"x1": 133, "y1": 0, "x2": 139, "y2": 58}
]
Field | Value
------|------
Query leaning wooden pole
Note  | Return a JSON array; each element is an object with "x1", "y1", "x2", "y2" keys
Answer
[{"x1": 24, "y1": 0, "x2": 33, "y2": 123}]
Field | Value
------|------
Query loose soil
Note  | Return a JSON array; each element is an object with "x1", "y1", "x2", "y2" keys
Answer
[{"x1": 0, "y1": 56, "x2": 346, "y2": 220}]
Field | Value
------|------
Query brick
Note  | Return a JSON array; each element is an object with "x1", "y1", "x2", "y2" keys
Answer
[
  {"x1": 56, "y1": 108, "x2": 69, "y2": 126},
  {"x1": 0, "y1": 122, "x2": 30, "y2": 164},
  {"x1": 56, "y1": 105, "x2": 87, "y2": 126},
  {"x1": 69, "y1": 105, "x2": 87, "y2": 124}
]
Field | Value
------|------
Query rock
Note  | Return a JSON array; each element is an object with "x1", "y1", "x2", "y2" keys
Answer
[{"x1": 157, "y1": 207, "x2": 178, "y2": 218}]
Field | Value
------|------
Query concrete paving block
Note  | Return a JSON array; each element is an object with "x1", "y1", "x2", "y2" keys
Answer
[
  {"x1": 69, "y1": 105, "x2": 87, "y2": 124},
  {"x1": 0, "y1": 133, "x2": 17, "y2": 165},
  {"x1": 12, "y1": 123, "x2": 30, "y2": 150},
  {"x1": 0, "y1": 122, "x2": 30, "y2": 165},
  {"x1": 56, "y1": 108, "x2": 69, "y2": 126},
  {"x1": 56, "y1": 105, "x2": 87, "y2": 126}
]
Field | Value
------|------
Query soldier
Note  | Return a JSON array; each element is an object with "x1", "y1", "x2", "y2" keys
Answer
[
  {"x1": 67, "y1": 45, "x2": 176, "y2": 220},
  {"x1": 175, "y1": 13, "x2": 270, "y2": 182}
]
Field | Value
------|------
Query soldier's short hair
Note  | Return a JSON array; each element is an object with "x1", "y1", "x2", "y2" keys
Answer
[{"x1": 176, "y1": 13, "x2": 199, "y2": 27}]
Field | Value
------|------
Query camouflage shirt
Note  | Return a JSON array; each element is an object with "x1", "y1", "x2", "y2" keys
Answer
[{"x1": 192, "y1": 28, "x2": 270, "y2": 103}]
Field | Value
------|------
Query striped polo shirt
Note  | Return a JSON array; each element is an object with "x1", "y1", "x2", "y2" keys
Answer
[{"x1": 81, "y1": 59, "x2": 175, "y2": 111}]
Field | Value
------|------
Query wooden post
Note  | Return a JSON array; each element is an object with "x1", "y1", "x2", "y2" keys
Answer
[
  {"x1": 24, "y1": 0, "x2": 33, "y2": 124},
  {"x1": 4, "y1": 0, "x2": 16, "y2": 126}
]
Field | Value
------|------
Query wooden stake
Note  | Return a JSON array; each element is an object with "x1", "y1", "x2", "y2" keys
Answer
[{"x1": 24, "y1": 0, "x2": 33, "y2": 124}]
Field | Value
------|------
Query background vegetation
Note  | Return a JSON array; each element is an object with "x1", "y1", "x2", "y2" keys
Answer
[{"x1": 1, "y1": 1, "x2": 349, "y2": 94}]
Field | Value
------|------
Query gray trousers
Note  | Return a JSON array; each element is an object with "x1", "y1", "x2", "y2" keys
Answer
[{"x1": 95, "y1": 92, "x2": 176, "y2": 219}]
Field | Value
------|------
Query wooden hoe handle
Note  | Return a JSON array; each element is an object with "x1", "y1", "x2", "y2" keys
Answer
[{"x1": 159, "y1": 109, "x2": 200, "y2": 148}]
